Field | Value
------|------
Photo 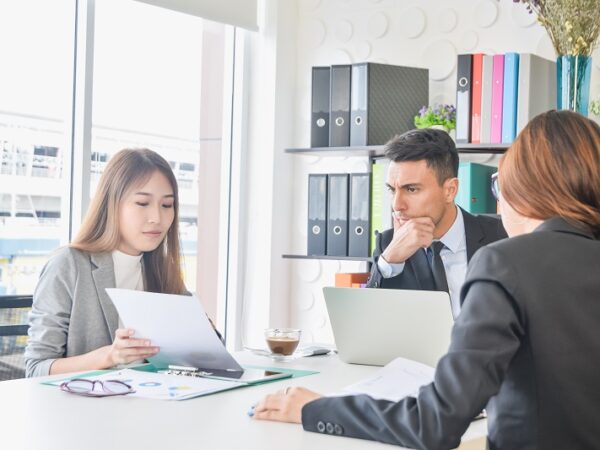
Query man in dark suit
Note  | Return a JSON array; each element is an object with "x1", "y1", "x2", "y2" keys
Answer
[{"x1": 367, "y1": 128, "x2": 506, "y2": 317}]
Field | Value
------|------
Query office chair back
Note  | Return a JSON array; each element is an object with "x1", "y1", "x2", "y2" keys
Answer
[{"x1": 0, "y1": 295, "x2": 32, "y2": 381}]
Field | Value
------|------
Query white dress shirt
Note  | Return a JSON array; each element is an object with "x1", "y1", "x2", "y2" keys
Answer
[{"x1": 377, "y1": 207, "x2": 468, "y2": 318}]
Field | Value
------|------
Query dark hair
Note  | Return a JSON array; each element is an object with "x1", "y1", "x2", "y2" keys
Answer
[
  {"x1": 384, "y1": 128, "x2": 459, "y2": 184},
  {"x1": 500, "y1": 110, "x2": 600, "y2": 238}
]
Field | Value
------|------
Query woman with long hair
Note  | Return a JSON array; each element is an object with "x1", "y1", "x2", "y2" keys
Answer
[
  {"x1": 252, "y1": 110, "x2": 600, "y2": 449},
  {"x1": 25, "y1": 148, "x2": 187, "y2": 377}
]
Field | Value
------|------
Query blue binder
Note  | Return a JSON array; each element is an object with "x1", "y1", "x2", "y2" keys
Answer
[{"x1": 502, "y1": 52, "x2": 519, "y2": 144}]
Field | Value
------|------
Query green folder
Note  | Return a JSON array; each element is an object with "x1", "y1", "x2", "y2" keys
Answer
[{"x1": 456, "y1": 162, "x2": 497, "y2": 214}]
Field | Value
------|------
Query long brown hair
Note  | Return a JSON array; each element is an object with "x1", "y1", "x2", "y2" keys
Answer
[
  {"x1": 500, "y1": 110, "x2": 600, "y2": 238},
  {"x1": 71, "y1": 148, "x2": 186, "y2": 294}
]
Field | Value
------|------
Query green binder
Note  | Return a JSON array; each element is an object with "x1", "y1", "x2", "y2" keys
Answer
[{"x1": 456, "y1": 162, "x2": 497, "y2": 214}]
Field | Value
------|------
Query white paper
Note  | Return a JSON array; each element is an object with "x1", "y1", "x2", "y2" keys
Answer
[
  {"x1": 340, "y1": 357, "x2": 435, "y2": 401},
  {"x1": 106, "y1": 288, "x2": 242, "y2": 372}
]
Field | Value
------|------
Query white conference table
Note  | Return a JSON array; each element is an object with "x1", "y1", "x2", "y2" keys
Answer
[{"x1": 0, "y1": 352, "x2": 486, "y2": 450}]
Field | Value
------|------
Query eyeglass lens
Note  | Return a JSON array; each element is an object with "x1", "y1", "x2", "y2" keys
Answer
[{"x1": 491, "y1": 172, "x2": 499, "y2": 200}]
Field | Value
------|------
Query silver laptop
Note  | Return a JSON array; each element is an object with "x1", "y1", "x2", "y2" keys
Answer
[{"x1": 323, "y1": 287, "x2": 454, "y2": 367}]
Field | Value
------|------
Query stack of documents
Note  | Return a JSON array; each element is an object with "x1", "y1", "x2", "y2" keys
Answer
[{"x1": 340, "y1": 357, "x2": 434, "y2": 401}]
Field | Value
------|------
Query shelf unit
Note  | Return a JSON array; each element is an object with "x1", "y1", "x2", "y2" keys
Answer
[
  {"x1": 284, "y1": 143, "x2": 509, "y2": 157},
  {"x1": 283, "y1": 142, "x2": 509, "y2": 261},
  {"x1": 282, "y1": 254, "x2": 372, "y2": 262}
]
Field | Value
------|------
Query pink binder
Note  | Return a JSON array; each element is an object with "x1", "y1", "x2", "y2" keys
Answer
[{"x1": 490, "y1": 54, "x2": 505, "y2": 144}]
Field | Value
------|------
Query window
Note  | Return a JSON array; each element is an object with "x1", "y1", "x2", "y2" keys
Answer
[
  {"x1": 0, "y1": 0, "x2": 76, "y2": 295},
  {"x1": 0, "y1": 0, "x2": 235, "y2": 343},
  {"x1": 91, "y1": 0, "x2": 230, "y2": 301}
]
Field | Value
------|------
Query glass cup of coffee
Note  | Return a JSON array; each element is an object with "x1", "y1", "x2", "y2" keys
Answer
[{"x1": 264, "y1": 328, "x2": 301, "y2": 356}]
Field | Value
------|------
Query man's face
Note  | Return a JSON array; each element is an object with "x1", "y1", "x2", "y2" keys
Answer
[{"x1": 386, "y1": 160, "x2": 457, "y2": 227}]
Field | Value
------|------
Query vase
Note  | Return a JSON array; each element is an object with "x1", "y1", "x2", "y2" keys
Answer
[{"x1": 556, "y1": 55, "x2": 592, "y2": 116}]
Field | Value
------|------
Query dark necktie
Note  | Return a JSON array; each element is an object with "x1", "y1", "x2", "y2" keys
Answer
[{"x1": 426, "y1": 241, "x2": 449, "y2": 293}]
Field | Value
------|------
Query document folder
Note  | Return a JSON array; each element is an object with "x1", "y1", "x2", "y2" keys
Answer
[
  {"x1": 348, "y1": 172, "x2": 370, "y2": 257},
  {"x1": 502, "y1": 52, "x2": 519, "y2": 143},
  {"x1": 350, "y1": 63, "x2": 428, "y2": 146},
  {"x1": 456, "y1": 54, "x2": 473, "y2": 143},
  {"x1": 311, "y1": 66, "x2": 331, "y2": 148},
  {"x1": 480, "y1": 55, "x2": 494, "y2": 144},
  {"x1": 455, "y1": 162, "x2": 497, "y2": 214},
  {"x1": 329, "y1": 65, "x2": 352, "y2": 147},
  {"x1": 327, "y1": 173, "x2": 349, "y2": 256},
  {"x1": 490, "y1": 54, "x2": 505, "y2": 144},
  {"x1": 307, "y1": 173, "x2": 328, "y2": 255}
]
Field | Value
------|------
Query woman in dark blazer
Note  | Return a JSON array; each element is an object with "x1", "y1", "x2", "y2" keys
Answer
[{"x1": 252, "y1": 110, "x2": 600, "y2": 450}]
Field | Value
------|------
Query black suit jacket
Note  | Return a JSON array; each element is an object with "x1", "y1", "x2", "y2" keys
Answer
[
  {"x1": 366, "y1": 208, "x2": 507, "y2": 289},
  {"x1": 302, "y1": 217, "x2": 600, "y2": 449}
]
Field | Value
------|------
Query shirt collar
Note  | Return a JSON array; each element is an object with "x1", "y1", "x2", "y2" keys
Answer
[{"x1": 438, "y1": 206, "x2": 465, "y2": 253}]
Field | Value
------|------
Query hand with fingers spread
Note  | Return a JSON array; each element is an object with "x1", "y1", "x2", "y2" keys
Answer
[
  {"x1": 104, "y1": 328, "x2": 160, "y2": 367},
  {"x1": 251, "y1": 387, "x2": 322, "y2": 423},
  {"x1": 381, "y1": 215, "x2": 435, "y2": 264}
]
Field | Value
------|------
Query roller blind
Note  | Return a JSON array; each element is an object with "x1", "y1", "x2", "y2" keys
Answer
[{"x1": 134, "y1": 0, "x2": 258, "y2": 30}]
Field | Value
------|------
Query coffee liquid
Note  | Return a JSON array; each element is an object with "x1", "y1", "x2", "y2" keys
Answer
[{"x1": 266, "y1": 337, "x2": 299, "y2": 355}]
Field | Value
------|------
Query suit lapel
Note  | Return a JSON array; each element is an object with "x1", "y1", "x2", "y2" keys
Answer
[
  {"x1": 462, "y1": 208, "x2": 485, "y2": 261},
  {"x1": 90, "y1": 252, "x2": 119, "y2": 339}
]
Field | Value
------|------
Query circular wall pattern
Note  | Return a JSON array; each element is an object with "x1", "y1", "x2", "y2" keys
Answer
[
  {"x1": 460, "y1": 30, "x2": 479, "y2": 51},
  {"x1": 335, "y1": 19, "x2": 354, "y2": 43},
  {"x1": 511, "y1": 2, "x2": 537, "y2": 27},
  {"x1": 356, "y1": 41, "x2": 372, "y2": 60},
  {"x1": 398, "y1": 7, "x2": 426, "y2": 39},
  {"x1": 333, "y1": 48, "x2": 353, "y2": 63},
  {"x1": 370, "y1": 57, "x2": 389, "y2": 64},
  {"x1": 367, "y1": 12, "x2": 389, "y2": 39},
  {"x1": 300, "y1": 0, "x2": 322, "y2": 12},
  {"x1": 474, "y1": 0, "x2": 499, "y2": 28},
  {"x1": 298, "y1": 291, "x2": 315, "y2": 311},
  {"x1": 316, "y1": 314, "x2": 328, "y2": 329},
  {"x1": 297, "y1": 260, "x2": 321, "y2": 282},
  {"x1": 438, "y1": 9, "x2": 458, "y2": 33},
  {"x1": 306, "y1": 19, "x2": 326, "y2": 48},
  {"x1": 423, "y1": 40, "x2": 457, "y2": 81},
  {"x1": 431, "y1": 94, "x2": 446, "y2": 107}
]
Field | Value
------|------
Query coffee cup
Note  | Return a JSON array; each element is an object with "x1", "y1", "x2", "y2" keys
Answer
[{"x1": 264, "y1": 328, "x2": 301, "y2": 356}]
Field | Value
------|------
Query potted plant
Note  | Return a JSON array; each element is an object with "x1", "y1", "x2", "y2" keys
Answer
[
  {"x1": 414, "y1": 104, "x2": 457, "y2": 134},
  {"x1": 506, "y1": 0, "x2": 600, "y2": 115}
]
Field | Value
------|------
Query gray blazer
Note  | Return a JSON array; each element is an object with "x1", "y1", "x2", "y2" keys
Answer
[
  {"x1": 302, "y1": 217, "x2": 600, "y2": 449},
  {"x1": 25, "y1": 248, "x2": 120, "y2": 377}
]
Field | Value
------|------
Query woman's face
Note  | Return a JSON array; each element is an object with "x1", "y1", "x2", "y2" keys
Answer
[{"x1": 117, "y1": 170, "x2": 175, "y2": 256}]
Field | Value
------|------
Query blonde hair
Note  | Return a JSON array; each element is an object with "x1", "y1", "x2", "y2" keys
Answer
[
  {"x1": 500, "y1": 110, "x2": 600, "y2": 238},
  {"x1": 71, "y1": 148, "x2": 186, "y2": 294}
]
